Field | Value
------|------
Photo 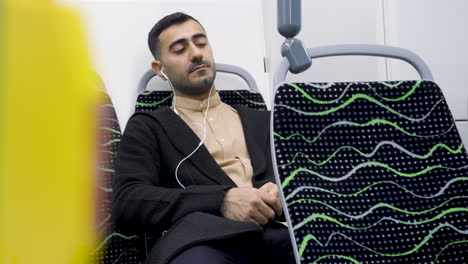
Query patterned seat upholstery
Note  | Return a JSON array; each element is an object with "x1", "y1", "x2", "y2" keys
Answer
[
  {"x1": 272, "y1": 81, "x2": 468, "y2": 263},
  {"x1": 135, "y1": 90, "x2": 267, "y2": 112},
  {"x1": 93, "y1": 92, "x2": 148, "y2": 264}
]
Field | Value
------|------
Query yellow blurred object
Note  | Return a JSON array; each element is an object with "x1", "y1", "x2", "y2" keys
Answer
[{"x1": 0, "y1": 0, "x2": 99, "y2": 263}]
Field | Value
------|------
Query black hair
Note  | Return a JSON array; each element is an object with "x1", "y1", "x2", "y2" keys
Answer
[{"x1": 148, "y1": 12, "x2": 203, "y2": 60}]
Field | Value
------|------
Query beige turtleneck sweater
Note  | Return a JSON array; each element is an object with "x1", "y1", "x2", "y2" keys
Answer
[{"x1": 172, "y1": 91, "x2": 253, "y2": 187}]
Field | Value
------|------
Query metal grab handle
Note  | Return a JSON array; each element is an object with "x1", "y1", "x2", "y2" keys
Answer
[
  {"x1": 137, "y1": 70, "x2": 157, "y2": 94},
  {"x1": 216, "y1": 63, "x2": 259, "y2": 92},
  {"x1": 273, "y1": 44, "x2": 435, "y2": 87},
  {"x1": 137, "y1": 63, "x2": 259, "y2": 94}
]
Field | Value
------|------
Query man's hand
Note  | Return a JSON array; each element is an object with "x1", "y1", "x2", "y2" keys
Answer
[
  {"x1": 220, "y1": 183, "x2": 282, "y2": 225},
  {"x1": 259, "y1": 182, "x2": 282, "y2": 217}
]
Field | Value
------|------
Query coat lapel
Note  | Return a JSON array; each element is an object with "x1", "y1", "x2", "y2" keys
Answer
[
  {"x1": 151, "y1": 107, "x2": 236, "y2": 186},
  {"x1": 233, "y1": 105, "x2": 269, "y2": 179}
]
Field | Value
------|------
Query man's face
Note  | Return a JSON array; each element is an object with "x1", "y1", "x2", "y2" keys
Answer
[{"x1": 156, "y1": 19, "x2": 216, "y2": 97}]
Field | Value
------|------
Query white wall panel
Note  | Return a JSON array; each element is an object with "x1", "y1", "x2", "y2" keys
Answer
[
  {"x1": 54, "y1": 0, "x2": 468, "y2": 126},
  {"x1": 384, "y1": 0, "x2": 468, "y2": 120},
  {"x1": 57, "y1": 0, "x2": 267, "y2": 129}
]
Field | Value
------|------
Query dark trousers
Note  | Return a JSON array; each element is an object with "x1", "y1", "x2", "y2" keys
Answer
[{"x1": 168, "y1": 222, "x2": 295, "y2": 264}]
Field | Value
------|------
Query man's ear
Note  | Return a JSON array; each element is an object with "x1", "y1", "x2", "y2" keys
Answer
[{"x1": 151, "y1": 61, "x2": 167, "y2": 81}]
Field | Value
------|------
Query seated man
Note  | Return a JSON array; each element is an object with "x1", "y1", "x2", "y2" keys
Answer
[{"x1": 112, "y1": 12, "x2": 294, "y2": 264}]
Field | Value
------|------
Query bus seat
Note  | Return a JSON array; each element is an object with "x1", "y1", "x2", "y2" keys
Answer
[{"x1": 271, "y1": 80, "x2": 468, "y2": 263}]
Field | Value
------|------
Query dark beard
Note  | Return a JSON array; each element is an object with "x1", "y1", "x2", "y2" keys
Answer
[{"x1": 172, "y1": 71, "x2": 216, "y2": 97}]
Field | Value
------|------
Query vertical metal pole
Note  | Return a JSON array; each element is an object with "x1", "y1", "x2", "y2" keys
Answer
[
  {"x1": 277, "y1": 0, "x2": 311, "y2": 74},
  {"x1": 277, "y1": 0, "x2": 302, "y2": 38}
]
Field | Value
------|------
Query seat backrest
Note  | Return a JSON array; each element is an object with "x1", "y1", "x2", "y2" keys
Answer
[
  {"x1": 135, "y1": 89, "x2": 267, "y2": 112},
  {"x1": 272, "y1": 80, "x2": 468, "y2": 263},
  {"x1": 93, "y1": 91, "x2": 148, "y2": 264},
  {"x1": 135, "y1": 63, "x2": 267, "y2": 113}
]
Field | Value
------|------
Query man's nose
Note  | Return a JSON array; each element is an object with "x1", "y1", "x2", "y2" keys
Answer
[{"x1": 188, "y1": 43, "x2": 203, "y2": 61}]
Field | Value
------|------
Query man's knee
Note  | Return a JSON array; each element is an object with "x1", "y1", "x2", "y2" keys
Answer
[{"x1": 167, "y1": 245, "x2": 239, "y2": 264}]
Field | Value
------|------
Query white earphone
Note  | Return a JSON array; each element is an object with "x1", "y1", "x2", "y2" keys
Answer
[
  {"x1": 160, "y1": 69, "x2": 169, "y2": 80},
  {"x1": 161, "y1": 69, "x2": 179, "y2": 116},
  {"x1": 161, "y1": 68, "x2": 215, "y2": 188}
]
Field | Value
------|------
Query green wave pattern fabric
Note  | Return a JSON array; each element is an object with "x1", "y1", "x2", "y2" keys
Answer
[
  {"x1": 94, "y1": 92, "x2": 148, "y2": 264},
  {"x1": 272, "y1": 81, "x2": 468, "y2": 264},
  {"x1": 135, "y1": 90, "x2": 267, "y2": 112}
]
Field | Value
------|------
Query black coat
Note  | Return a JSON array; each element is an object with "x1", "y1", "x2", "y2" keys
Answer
[{"x1": 112, "y1": 104, "x2": 277, "y2": 264}]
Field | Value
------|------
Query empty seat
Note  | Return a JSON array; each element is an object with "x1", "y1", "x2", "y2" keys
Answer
[{"x1": 271, "y1": 45, "x2": 468, "y2": 264}]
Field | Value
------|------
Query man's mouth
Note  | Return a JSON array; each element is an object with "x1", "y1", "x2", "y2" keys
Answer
[{"x1": 190, "y1": 64, "x2": 208, "y2": 73}]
